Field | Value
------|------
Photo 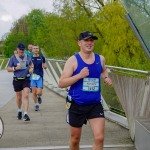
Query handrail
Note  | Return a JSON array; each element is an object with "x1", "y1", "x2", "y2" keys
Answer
[
  {"x1": 46, "y1": 58, "x2": 149, "y2": 74},
  {"x1": 0, "y1": 58, "x2": 9, "y2": 70},
  {"x1": 106, "y1": 65, "x2": 149, "y2": 74},
  {"x1": 1, "y1": 57, "x2": 149, "y2": 74}
]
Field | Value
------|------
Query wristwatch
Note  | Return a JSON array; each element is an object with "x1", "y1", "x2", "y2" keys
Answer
[{"x1": 12, "y1": 67, "x2": 16, "y2": 71}]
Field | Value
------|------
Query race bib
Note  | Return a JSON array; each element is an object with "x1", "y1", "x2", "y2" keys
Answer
[
  {"x1": 20, "y1": 61, "x2": 27, "y2": 70},
  {"x1": 83, "y1": 78, "x2": 99, "y2": 92},
  {"x1": 32, "y1": 74, "x2": 40, "y2": 80},
  {"x1": 17, "y1": 63, "x2": 26, "y2": 70}
]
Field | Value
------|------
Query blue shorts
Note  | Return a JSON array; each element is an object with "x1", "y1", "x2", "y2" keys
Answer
[
  {"x1": 30, "y1": 76, "x2": 43, "y2": 88},
  {"x1": 67, "y1": 101, "x2": 105, "y2": 128}
]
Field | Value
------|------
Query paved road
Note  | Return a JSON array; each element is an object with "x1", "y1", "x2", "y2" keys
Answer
[{"x1": 0, "y1": 70, "x2": 135, "y2": 150}]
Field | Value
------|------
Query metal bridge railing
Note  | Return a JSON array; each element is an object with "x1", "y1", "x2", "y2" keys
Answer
[
  {"x1": 2, "y1": 57, "x2": 150, "y2": 143},
  {"x1": 0, "y1": 58, "x2": 9, "y2": 70},
  {"x1": 43, "y1": 58, "x2": 150, "y2": 142}
]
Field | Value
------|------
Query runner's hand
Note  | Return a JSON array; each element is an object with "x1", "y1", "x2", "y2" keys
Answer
[
  {"x1": 15, "y1": 65, "x2": 21, "y2": 70},
  {"x1": 29, "y1": 68, "x2": 33, "y2": 74},
  {"x1": 79, "y1": 67, "x2": 89, "y2": 78},
  {"x1": 104, "y1": 77, "x2": 112, "y2": 86}
]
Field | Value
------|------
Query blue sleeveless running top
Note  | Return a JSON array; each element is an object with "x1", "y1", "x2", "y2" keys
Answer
[{"x1": 68, "y1": 53, "x2": 103, "y2": 105}]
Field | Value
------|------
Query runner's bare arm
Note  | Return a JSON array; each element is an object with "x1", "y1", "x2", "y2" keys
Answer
[
  {"x1": 100, "y1": 55, "x2": 112, "y2": 86},
  {"x1": 29, "y1": 63, "x2": 34, "y2": 74},
  {"x1": 43, "y1": 63, "x2": 47, "y2": 69},
  {"x1": 7, "y1": 66, "x2": 14, "y2": 72},
  {"x1": 58, "y1": 56, "x2": 89, "y2": 88}
]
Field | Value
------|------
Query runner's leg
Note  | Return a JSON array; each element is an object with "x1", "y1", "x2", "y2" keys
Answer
[
  {"x1": 69, "y1": 125, "x2": 82, "y2": 150},
  {"x1": 89, "y1": 118, "x2": 105, "y2": 150},
  {"x1": 32, "y1": 86, "x2": 38, "y2": 104},
  {"x1": 16, "y1": 91, "x2": 22, "y2": 109},
  {"x1": 23, "y1": 87, "x2": 30, "y2": 113}
]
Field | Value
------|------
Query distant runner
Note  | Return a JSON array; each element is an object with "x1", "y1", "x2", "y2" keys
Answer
[
  {"x1": 24, "y1": 44, "x2": 34, "y2": 57},
  {"x1": 30, "y1": 45, "x2": 47, "y2": 111},
  {"x1": 7, "y1": 43, "x2": 33, "y2": 121}
]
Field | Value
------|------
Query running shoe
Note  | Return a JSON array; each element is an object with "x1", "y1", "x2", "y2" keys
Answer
[
  {"x1": 35, "y1": 105, "x2": 39, "y2": 111},
  {"x1": 17, "y1": 112, "x2": 22, "y2": 120},
  {"x1": 38, "y1": 96, "x2": 42, "y2": 104},
  {"x1": 23, "y1": 114, "x2": 30, "y2": 121}
]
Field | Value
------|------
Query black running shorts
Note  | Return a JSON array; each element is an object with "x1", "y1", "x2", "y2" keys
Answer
[
  {"x1": 13, "y1": 77, "x2": 30, "y2": 92},
  {"x1": 67, "y1": 101, "x2": 105, "y2": 128}
]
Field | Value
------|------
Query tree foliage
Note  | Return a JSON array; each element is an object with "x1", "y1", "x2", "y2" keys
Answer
[
  {"x1": 26, "y1": 9, "x2": 46, "y2": 43},
  {"x1": 94, "y1": 1, "x2": 150, "y2": 70},
  {"x1": 2, "y1": 1, "x2": 150, "y2": 70}
]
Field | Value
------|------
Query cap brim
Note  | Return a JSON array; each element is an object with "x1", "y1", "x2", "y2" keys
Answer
[
  {"x1": 92, "y1": 36, "x2": 98, "y2": 40},
  {"x1": 83, "y1": 35, "x2": 98, "y2": 40}
]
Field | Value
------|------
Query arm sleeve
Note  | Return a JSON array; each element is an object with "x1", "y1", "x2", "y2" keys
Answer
[{"x1": 7, "y1": 56, "x2": 14, "y2": 67}]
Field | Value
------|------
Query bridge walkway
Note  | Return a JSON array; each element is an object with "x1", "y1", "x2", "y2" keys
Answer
[{"x1": 0, "y1": 70, "x2": 135, "y2": 150}]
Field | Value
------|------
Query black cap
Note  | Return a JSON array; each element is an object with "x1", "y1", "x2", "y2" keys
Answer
[
  {"x1": 17, "y1": 43, "x2": 25, "y2": 50},
  {"x1": 78, "y1": 31, "x2": 98, "y2": 41}
]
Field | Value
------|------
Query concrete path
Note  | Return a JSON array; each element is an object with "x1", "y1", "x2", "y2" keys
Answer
[
  {"x1": 0, "y1": 70, "x2": 14, "y2": 108},
  {"x1": 0, "y1": 70, "x2": 135, "y2": 150},
  {"x1": 0, "y1": 88, "x2": 135, "y2": 149}
]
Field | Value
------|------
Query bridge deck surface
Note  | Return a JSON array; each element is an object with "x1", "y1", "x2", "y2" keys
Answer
[{"x1": 0, "y1": 70, "x2": 135, "y2": 149}]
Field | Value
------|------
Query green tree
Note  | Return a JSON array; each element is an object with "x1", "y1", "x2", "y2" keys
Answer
[
  {"x1": 94, "y1": 1, "x2": 150, "y2": 70},
  {"x1": 36, "y1": 3, "x2": 98, "y2": 59},
  {"x1": 3, "y1": 32, "x2": 26, "y2": 57},
  {"x1": 26, "y1": 9, "x2": 46, "y2": 44},
  {"x1": 2, "y1": 15, "x2": 28, "y2": 57},
  {"x1": 2, "y1": 0, "x2": 150, "y2": 70}
]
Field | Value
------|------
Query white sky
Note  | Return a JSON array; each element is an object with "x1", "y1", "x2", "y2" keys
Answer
[{"x1": 0, "y1": 0, "x2": 54, "y2": 40}]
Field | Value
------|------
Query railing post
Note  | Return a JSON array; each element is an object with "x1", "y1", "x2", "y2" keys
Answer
[{"x1": 0, "y1": 59, "x2": 4, "y2": 69}]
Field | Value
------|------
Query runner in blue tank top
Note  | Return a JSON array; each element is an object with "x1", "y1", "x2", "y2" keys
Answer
[{"x1": 59, "y1": 31, "x2": 112, "y2": 150}]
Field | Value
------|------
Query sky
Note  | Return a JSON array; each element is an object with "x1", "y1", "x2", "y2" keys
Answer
[{"x1": 0, "y1": 0, "x2": 54, "y2": 40}]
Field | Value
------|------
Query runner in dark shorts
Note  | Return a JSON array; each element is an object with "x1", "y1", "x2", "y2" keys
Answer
[
  {"x1": 67, "y1": 101, "x2": 105, "y2": 128},
  {"x1": 59, "y1": 31, "x2": 112, "y2": 150},
  {"x1": 7, "y1": 43, "x2": 33, "y2": 122}
]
